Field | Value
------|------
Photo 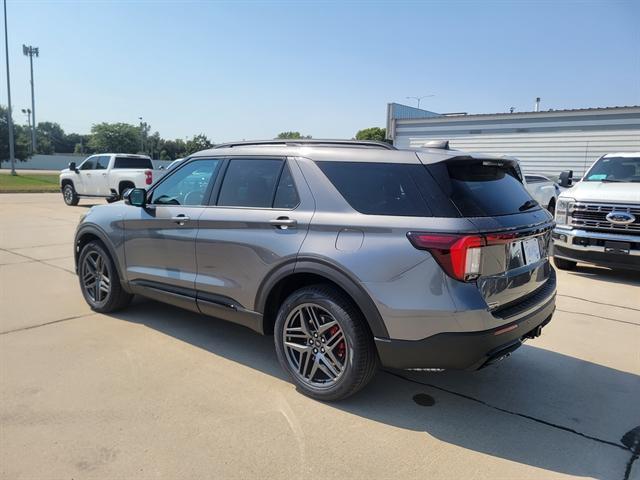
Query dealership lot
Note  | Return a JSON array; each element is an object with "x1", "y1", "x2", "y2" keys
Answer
[{"x1": 1, "y1": 193, "x2": 638, "y2": 479}]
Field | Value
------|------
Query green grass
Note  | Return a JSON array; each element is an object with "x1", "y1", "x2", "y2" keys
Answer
[{"x1": 0, "y1": 173, "x2": 60, "y2": 193}]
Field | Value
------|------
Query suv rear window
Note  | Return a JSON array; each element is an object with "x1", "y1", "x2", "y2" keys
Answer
[
  {"x1": 114, "y1": 156, "x2": 153, "y2": 169},
  {"x1": 428, "y1": 160, "x2": 537, "y2": 216},
  {"x1": 317, "y1": 162, "x2": 439, "y2": 217}
]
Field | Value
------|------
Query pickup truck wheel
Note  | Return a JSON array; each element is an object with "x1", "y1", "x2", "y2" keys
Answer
[
  {"x1": 62, "y1": 184, "x2": 79, "y2": 206},
  {"x1": 274, "y1": 285, "x2": 378, "y2": 401},
  {"x1": 78, "y1": 241, "x2": 132, "y2": 312},
  {"x1": 554, "y1": 257, "x2": 577, "y2": 270}
]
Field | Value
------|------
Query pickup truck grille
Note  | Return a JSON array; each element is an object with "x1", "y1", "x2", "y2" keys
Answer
[{"x1": 570, "y1": 202, "x2": 640, "y2": 234}]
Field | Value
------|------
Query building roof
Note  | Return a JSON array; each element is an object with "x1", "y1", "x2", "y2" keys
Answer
[{"x1": 389, "y1": 104, "x2": 640, "y2": 123}]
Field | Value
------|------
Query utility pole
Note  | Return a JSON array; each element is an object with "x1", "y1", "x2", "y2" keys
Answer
[
  {"x1": 3, "y1": 0, "x2": 16, "y2": 174},
  {"x1": 406, "y1": 94, "x2": 435, "y2": 110},
  {"x1": 23, "y1": 44, "x2": 39, "y2": 153}
]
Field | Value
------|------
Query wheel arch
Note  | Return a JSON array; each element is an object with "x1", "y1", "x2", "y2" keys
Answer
[
  {"x1": 118, "y1": 180, "x2": 135, "y2": 196},
  {"x1": 61, "y1": 178, "x2": 74, "y2": 189},
  {"x1": 256, "y1": 258, "x2": 389, "y2": 339},
  {"x1": 75, "y1": 225, "x2": 127, "y2": 287}
]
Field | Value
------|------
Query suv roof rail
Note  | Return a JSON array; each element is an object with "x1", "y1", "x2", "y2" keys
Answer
[{"x1": 212, "y1": 139, "x2": 397, "y2": 150}]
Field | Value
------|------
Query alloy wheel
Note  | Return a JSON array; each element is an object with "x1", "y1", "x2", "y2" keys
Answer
[
  {"x1": 64, "y1": 187, "x2": 73, "y2": 204},
  {"x1": 81, "y1": 250, "x2": 111, "y2": 304},
  {"x1": 282, "y1": 303, "x2": 348, "y2": 387}
]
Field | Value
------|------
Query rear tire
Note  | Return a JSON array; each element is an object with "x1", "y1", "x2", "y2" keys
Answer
[
  {"x1": 274, "y1": 285, "x2": 378, "y2": 401},
  {"x1": 554, "y1": 257, "x2": 577, "y2": 270},
  {"x1": 78, "y1": 241, "x2": 132, "y2": 313},
  {"x1": 62, "y1": 184, "x2": 79, "y2": 206}
]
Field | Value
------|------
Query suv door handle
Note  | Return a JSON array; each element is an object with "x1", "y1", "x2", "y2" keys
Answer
[
  {"x1": 172, "y1": 214, "x2": 190, "y2": 225},
  {"x1": 269, "y1": 217, "x2": 297, "y2": 229}
]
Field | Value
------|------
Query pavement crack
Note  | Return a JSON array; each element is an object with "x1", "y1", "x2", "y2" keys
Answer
[
  {"x1": 386, "y1": 370, "x2": 629, "y2": 452},
  {"x1": 558, "y1": 294, "x2": 640, "y2": 313},
  {"x1": 0, "y1": 247, "x2": 75, "y2": 276},
  {"x1": 624, "y1": 453, "x2": 638, "y2": 480},
  {"x1": 0, "y1": 314, "x2": 88, "y2": 335},
  {"x1": 556, "y1": 309, "x2": 639, "y2": 327}
]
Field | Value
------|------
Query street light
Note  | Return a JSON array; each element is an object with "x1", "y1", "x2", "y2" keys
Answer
[
  {"x1": 21, "y1": 108, "x2": 32, "y2": 152},
  {"x1": 23, "y1": 44, "x2": 39, "y2": 153},
  {"x1": 3, "y1": 0, "x2": 16, "y2": 175},
  {"x1": 406, "y1": 94, "x2": 435, "y2": 110},
  {"x1": 138, "y1": 116, "x2": 144, "y2": 152}
]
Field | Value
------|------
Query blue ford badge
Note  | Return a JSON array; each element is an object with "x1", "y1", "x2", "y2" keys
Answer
[{"x1": 605, "y1": 211, "x2": 636, "y2": 226}]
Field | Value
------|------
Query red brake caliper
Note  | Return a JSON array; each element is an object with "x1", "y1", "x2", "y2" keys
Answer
[{"x1": 328, "y1": 325, "x2": 346, "y2": 360}]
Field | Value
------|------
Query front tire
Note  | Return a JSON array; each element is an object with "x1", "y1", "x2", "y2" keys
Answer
[
  {"x1": 62, "y1": 184, "x2": 79, "y2": 206},
  {"x1": 78, "y1": 241, "x2": 132, "y2": 313},
  {"x1": 554, "y1": 256, "x2": 577, "y2": 270},
  {"x1": 274, "y1": 285, "x2": 378, "y2": 401}
]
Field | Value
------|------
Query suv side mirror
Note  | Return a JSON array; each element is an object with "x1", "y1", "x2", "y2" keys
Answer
[
  {"x1": 69, "y1": 161, "x2": 78, "y2": 173},
  {"x1": 123, "y1": 188, "x2": 147, "y2": 207},
  {"x1": 558, "y1": 170, "x2": 573, "y2": 188}
]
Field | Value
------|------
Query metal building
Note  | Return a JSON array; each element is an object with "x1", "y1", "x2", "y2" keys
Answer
[{"x1": 386, "y1": 104, "x2": 640, "y2": 177}]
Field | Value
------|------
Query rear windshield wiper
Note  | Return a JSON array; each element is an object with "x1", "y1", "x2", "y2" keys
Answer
[{"x1": 518, "y1": 199, "x2": 539, "y2": 211}]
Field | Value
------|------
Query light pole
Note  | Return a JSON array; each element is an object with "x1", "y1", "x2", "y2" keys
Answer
[
  {"x1": 406, "y1": 94, "x2": 435, "y2": 110},
  {"x1": 3, "y1": 0, "x2": 16, "y2": 175},
  {"x1": 23, "y1": 44, "x2": 39, "y2": 153},
  {"x1": 21, "y1": 108, "x2": 32, "y2": 152},
  {"x1": 138, "y1": 116, "x2": 144, "y2": 152}
]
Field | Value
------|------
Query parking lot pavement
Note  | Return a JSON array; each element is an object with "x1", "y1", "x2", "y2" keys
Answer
[{"x1": 1, "y1": 193, "x2": 638, "y2": 479}]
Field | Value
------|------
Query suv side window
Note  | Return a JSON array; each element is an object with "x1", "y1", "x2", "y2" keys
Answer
[
  {"x1": 95, "y1": 156, "x2": 109, "y2": 170},
  {"x1": 217, "y1": 158, "x2": 284, "y2": 208},
  {"x1": 317, "y1": 161, "x2": 433, "y2": 216},
  {"x1": 149, "y1": 159, "x2": 222, "y2": 206},
  {"x1": 79, "y1": 157, "x2": 96, "y2": 170},
  {"x1": 273, "y1": 164, "x2": 300, "y2": 209}
]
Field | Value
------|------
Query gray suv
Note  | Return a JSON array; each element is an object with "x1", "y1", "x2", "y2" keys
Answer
[{"x1": 74, "y1": 140, "x2": 556, "y2": 401}]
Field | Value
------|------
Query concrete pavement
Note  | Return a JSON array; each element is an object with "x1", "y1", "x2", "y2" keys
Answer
[{"x1": 1, "y1": 193, "x2": 638, "y2": 479}]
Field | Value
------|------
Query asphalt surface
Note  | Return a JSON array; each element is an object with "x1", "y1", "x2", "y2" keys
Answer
[{"x1": 1, "y1": 193, "x2": 639, "y2": 480}]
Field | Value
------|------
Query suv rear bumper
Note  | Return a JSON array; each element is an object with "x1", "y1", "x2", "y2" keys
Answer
[
  {"x1": 552, "y1": 227, "x2": 640, "y2": 271},
  {"x1": 374, "y1": 291, "x2": 555, "y2": 371}
]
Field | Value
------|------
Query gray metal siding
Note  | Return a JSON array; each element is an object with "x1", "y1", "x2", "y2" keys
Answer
[{"x1": 392, "y1": 108, "x2": 640, "y2": 177}]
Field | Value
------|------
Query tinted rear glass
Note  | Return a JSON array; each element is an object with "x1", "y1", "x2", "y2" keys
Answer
[
  {"x1": 317, "y1": 162, "x2": 438, "y2": 217},
  {"x1": 217, "y1": 158, "x2": 283, "y2": 208},
  {"x1": 114, "y1": 157, "x2": 153, "y2": 169},
  {"x1": 429, "y1": 160, "x2": 537, "y2": 216}
]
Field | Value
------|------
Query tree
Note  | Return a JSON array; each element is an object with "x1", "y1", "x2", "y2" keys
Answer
[
  {"x1": 87, "y1": 122, "x2": 140, "y2": 153},
  {"x1": 185, "y1": 134, "x2": 213, "y2": 155},
  {"x1": 36, "y1": 121, "x2": 67, "y2": 153},
  {"x1": 0, "y1": 105, "x2": 31, "y2": 162},
  {"x1": 276, "y1": 131, "x2": 311, "y2": 139},
  {"x1": 355, "y1": 127, "x2": 387, "y2": 142},
  {"x1": 161, "y1": 138, "x2": 187, "y2": 160}
]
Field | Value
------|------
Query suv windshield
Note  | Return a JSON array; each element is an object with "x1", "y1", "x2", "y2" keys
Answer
[
  {"x1": 114, "y1": 156, "x2": 153, "y2": 169},
  {"x1": 584, "y1": 156, "x2": 640, "y2": 182}
]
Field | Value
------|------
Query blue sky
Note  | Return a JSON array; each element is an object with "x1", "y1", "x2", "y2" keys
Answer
[{"x1": 3, "y1": 0, "x2": 639, "y2": 142}]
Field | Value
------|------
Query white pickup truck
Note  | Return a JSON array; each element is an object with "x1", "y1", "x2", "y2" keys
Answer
[
  {"x1": 523, "y1": 173, "x2": 561, "y2": 215},
  {"x1": 552, "y1": 152, "x2": 640, "y2": 272},
  {"x1": 60, "y1": 154, "x2": 156, "y2": 206}
]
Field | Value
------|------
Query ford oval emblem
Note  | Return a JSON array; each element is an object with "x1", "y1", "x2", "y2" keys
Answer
[{"x1": 606, "y1": 211, "x2": 636, "y2": 226}]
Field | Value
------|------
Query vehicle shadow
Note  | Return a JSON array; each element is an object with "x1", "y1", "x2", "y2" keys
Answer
[
  {"x1": 109, "y1": 298, "x2": 638, "y2": 479},
  {"x1": 565, "y1": 263, "x2": 640, "y2": 287}
]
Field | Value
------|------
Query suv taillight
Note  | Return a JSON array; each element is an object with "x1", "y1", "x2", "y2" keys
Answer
[
  {"x1": 145, "y1": 170, "x2": 152, "y2": 185},
  {"x1": 407, "y1": 233, "x2": 484, "y2": 281}
]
